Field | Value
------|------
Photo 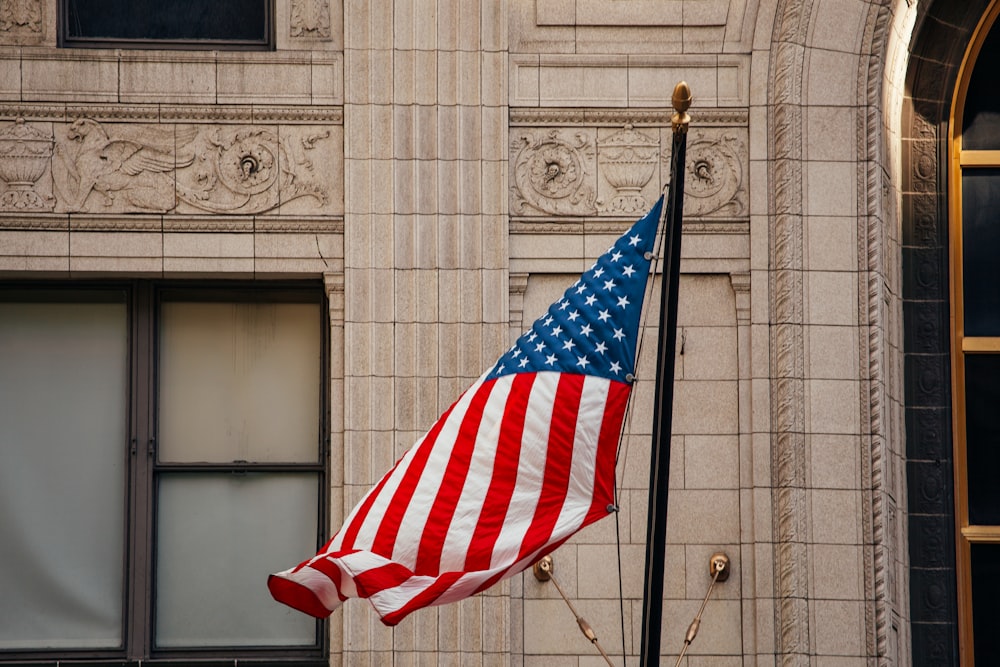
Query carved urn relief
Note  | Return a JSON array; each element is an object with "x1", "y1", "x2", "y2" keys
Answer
[
  {"x1": 597, "y1": 124, "x2": 659, "y2": 215},
  {"x1": 0, "y1": 118, "x2": 54, "y2": 211}
]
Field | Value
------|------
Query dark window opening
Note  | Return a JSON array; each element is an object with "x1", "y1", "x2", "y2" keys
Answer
[{"x1": 60, "y1": 0, "x2": 273, "y2": 50}]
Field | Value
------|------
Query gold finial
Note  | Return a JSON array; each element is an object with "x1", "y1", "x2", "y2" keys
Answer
[{"x1": 671, "y1": 81, "x2": 691, "y2": 131}]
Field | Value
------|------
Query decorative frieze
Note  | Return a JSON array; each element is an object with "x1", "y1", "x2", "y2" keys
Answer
[
  {"x1": 510, "y1": 120, "x2": 748, "y2": 220},
  {"x1": 0, "y1": 117, "x2": 342, "y2": 216}
]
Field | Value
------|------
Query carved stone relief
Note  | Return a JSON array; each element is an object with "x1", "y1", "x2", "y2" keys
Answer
[
  {"x1": 0, "y1": 0, "x2": 42, "y2": 43},
  {"x1": 510, "y1": 121, "x2": 748, "y2": 220},
  {"x1": 596, "y1": 124, "x2": 660, "y2": 215},
  {"x1": 53, "y1": 119, "x2": 191, "y2": 213},
  {"x1": 47, "y1": 118, "x2": 333, "y2": 215},
  {"x1": 290, "y1": 0, "x2": 332, "y2": 39},
  {"x1": 0, "y1": 118, "x2": 53, "y2": 211},
  {"x1": 509, "y1": 127, "x2": 597, "y2": 216},
  {"x1": 661, "y1": 127, "x2": 748, "y2": 218},
  {"x1": 175, "y1": 126, "x2": 329, "y2": 214}
]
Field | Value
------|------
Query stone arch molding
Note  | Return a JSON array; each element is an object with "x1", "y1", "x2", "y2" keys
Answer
[{"x1": 761, "y1": 0, "x2": 917, "y2": 664}]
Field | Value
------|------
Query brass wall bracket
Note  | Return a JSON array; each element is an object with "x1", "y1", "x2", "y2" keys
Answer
[
  {"x1": 710, "y1": 552, "x2": 730, "y2": 582},
  {"x1": 533, "y1": 554, "x2": 553, "y2": 582}
]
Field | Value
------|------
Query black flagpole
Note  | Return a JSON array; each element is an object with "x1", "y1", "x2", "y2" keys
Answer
[{"x1": 639, "y1": 81, "x2": 691, "y2": 667}]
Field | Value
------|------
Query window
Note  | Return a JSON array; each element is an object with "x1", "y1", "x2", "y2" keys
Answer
[
  {"x1": 951, "y1": 3, "x2": 1000, "y2": 663},
  {"x1": 0, "y1": 282, "x2": 327, "y2": 665},
  {"x1": 60, "y1": 0, "x2": 273, "y2": 50}
]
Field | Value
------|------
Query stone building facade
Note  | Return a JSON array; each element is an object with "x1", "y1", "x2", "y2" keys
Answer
[{"x1": 1, "y1": 0, "x2": 997, "y2": 665}]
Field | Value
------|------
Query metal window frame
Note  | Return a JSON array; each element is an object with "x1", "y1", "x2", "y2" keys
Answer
[
  {"x1": 0, "y1": 280, "x2": 329, "y2": 665},
  {"x1": 949, "y1": 2, "x2": 1000, "y2": 662},
  {"x1": 58, "y1": 0, "x2": 275, "y2": 51}
]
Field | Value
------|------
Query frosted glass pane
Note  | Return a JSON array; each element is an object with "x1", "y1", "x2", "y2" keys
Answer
[
  {"x1": 0, "y1": 302, "x2": 127, "y2": 649},
  {"x1": 158, "y1": 302, "x2": 321, "y2": 463},
  {"x1": 155, "y1": 473, "x2": 319, "y2": 647}
]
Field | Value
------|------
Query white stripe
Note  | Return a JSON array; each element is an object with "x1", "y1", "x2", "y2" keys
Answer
[
  {"x1": 487, "y1": 373, "x2": 559, "y2": 569},
  {"x1": 436, "y1": 374, "x2": 515, "y2": 571},
  {"x1": 389, "y1": 373, "x2": 492, "y2": 567},
  {"x1": 547, "y1": 375, "x2": 609, "y2": 542}
]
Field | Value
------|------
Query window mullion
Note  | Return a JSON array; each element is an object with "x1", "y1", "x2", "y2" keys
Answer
[{"x1": 126, "y1": 282, "x2": 156, "y2": 659}]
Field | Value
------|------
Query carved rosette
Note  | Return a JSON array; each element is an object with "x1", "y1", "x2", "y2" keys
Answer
[
  {"x1": 662, "y1": 128, "x2": 747, "y2": 218},
  {"x1": 290, "y1": 0, "x2": 331, "y2": 39},
  {"x1": 596, "y1": 124, "x2": 659, "y2": 214},
  {"x1": 510, "y1": 128, "x2": 597, "y2": 216},
  {"x1": 0, "y1": 118, "x2": 53, "y2": 211}
]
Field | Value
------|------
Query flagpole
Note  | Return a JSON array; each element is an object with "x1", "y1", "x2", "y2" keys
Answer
[{"x1": 639, "y1": 81, "x2": 691, "y2": 667}]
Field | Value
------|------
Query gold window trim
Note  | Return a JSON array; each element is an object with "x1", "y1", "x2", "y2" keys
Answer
[{"x1": 949, "y1": 1, "x2": 1000, "y2": 662}]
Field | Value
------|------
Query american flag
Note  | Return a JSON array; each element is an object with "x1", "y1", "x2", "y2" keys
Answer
[{"x1": 268, "y1": 197, "x2": 664, "y2": 626}]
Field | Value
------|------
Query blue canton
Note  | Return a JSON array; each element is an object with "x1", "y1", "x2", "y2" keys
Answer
[{"x1": 491, "y1": 197, "x2": 663, "y2": 384}]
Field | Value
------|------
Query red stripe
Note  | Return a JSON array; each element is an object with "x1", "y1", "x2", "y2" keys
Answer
[
  {"x1": 308, "y1": 557, "x2": 349, "y2": 602},
  {"x1": 367, "y1": 401, "x2": 460, "y2": 556},
  {"x1": 583, "y1": 380, "x2": 630, "y2": 526},
  {"x1": 515, "y1": 373, "x2": 584, "y2": 562},
  {"x1": 353, "y1": 561, "x2": 414, "y2": 599},
  {"x1": 379, "y1": 571, "x2": 465, "y2": 626},
  {"x1": 463, "y1": 372, "x2": 535, "y2": 571},
  {"x1": 414, "y1": 379, "x2": 496, "y2": 575},
  {"x1": 267, "y1": 574, "x2": 333, "y2": 619}
]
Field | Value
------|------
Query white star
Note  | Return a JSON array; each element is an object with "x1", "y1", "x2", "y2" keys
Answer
[
  {"x1": 545, "y1": 353, "x2": 558, "y2": 366},
  {"x1": 551, "y1": 325, "x2": 563, "y2": 337},
  {"x1": 544, "y1": 315, "x2": 554, "y2": 326},
  {"x1": 512, "y1": 348, "x2": 521, "y2": 357},
  {"x1": 528, "y1": 331, "x2": 538, "y2": 342},
  {"x1": 629, "y1": 234, "x2": 642, "y2": 246},
  {"x1": 496, "y1": 364, "x2": 505, "y2": 374},
  {"x1": 594, "y1": 267, "x2": 605, "y2": 278},
  {"x1": 603, "y1": 279, "x2": 616, "y2": 291},
  {"x1": 595, "y1": 341, "x2": 608, "y2": 354},
  {"x1": 562, "y1": 339, "x2": 576, "y2": 351},
  {"x1": 576, "y1": 355, "x2": 590, "y2": 369},
  {"x1": 519, "y1": 358, "x2": 530, "y2": 368},
  {"x1": 576, "y1": 284, "x2": 587, "y2": 294},
  {"x1": 611, "y1": 250, "x2": 623, "y2": 262},
  {"x1": 598, "y1": 310, "x2": 611, "y2": 322},
  {"x1": 623, "y1": 264, "x2": 636, "y2": 277},
  {"x1": 567, "y1": 310, "x2": 580, "y2": 322},
  {"x1": 585, "y1": 294, "x2": 597, "y2": 306},
  {"x1": 559, "y1": 300, "x2": 570, "y2": 311},
  {"x1": 610, "y1": 361, "x2": 622, "y2": 374},
  {"x1": 535, "y1": 342, "x2": 546, "y2": 353},
  {"x1": 580, "y1": 323, "x2": 593, "y2": 337},
  {"x1": 613, "y1": 328, "x2": 625, "y2": 341},
  {"x1": 617, "y1": 295, "x2": 630, "y2": 309}
]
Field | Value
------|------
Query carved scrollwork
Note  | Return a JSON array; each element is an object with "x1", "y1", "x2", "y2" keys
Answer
[
  {"x1": 666, "y1": 129, "x2": 747, "y2": 218},
  {"x1": 0, "y1": 118, "x2": 53, "y2": 211},
  {"x1": 597, "y1": 124, "x2": 659, "y2": 215},
  {"x1": 510, "y1": 128, "x2": 596, "y2": 216},
  {"x1": 176, "y1": 127, "x2": 327, "y2": 214}
]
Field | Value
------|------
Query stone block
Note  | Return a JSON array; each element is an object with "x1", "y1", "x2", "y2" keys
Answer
[
  {"x1": 120, "y1": 54, "x2": 215, "y2": 104},
  {"x1": 22, "y1": 51, "x2": 117, "y2": 102}
]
